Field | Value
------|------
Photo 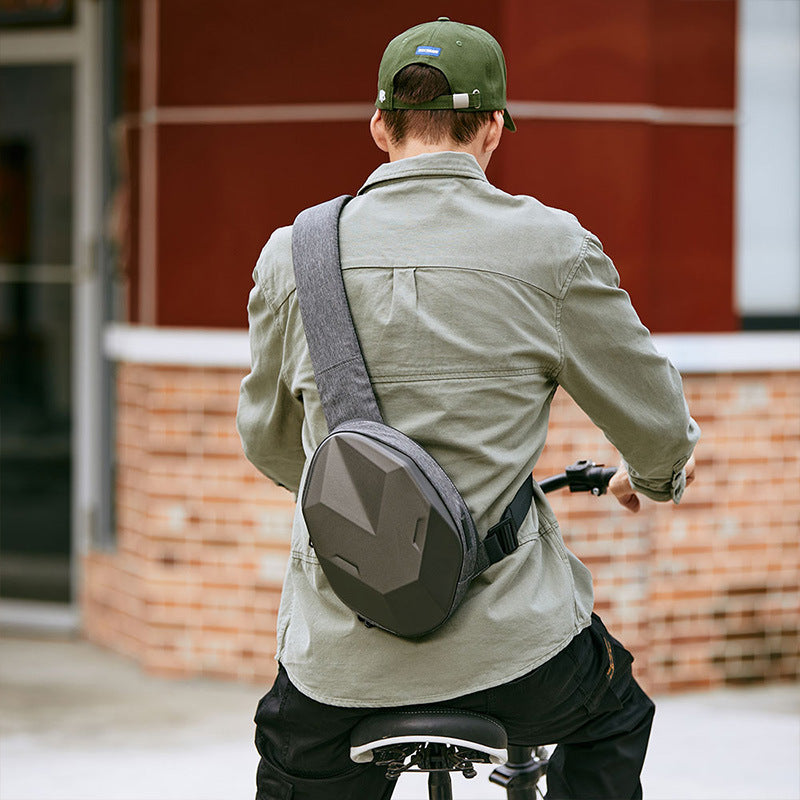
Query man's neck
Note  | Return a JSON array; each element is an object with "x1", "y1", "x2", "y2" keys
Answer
[{"x1": 387, "y1": 139, "x2": 490, "y2": 172}]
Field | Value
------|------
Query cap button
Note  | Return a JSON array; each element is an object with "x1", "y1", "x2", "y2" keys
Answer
[{"x1": 437, "y1": 16, "x2": 450, "y2": 21}]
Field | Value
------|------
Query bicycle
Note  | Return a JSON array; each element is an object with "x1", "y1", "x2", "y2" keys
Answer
[{"x1": 349, "y1": 459, "x2": 618, "y2": 800}]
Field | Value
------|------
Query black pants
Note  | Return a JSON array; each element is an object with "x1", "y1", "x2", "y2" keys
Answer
[{"x1": 254, "y1": 614, "x2": 655, "y2": 799}]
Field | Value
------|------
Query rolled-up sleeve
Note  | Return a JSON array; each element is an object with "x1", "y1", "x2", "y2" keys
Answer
[
  {"x1": 555, "y1": 235, "x2": 700, "y2": 503},
  {"x1": 236, "y1": 248, "x2": 306, "y2": 495}
]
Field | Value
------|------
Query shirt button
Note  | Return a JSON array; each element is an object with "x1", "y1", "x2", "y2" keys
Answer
[{"x1": 671, "y1": 469, "x2": 686, "y2": 504}]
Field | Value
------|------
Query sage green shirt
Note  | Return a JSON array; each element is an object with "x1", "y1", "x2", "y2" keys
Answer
[{"x1": 237, "y1": 151, "x2": 699, "y2": 707}]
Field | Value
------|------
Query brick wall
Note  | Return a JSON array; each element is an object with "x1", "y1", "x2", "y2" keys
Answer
[
  {"x1": 540, "y1": 371, "x2": 800, "y2": 692},
  {"x1": 82, "y1": 364, "x2": 800, "y2": 692},
  {"x1": 83, "y1": 364, "x2": 291, "y2": 682}
]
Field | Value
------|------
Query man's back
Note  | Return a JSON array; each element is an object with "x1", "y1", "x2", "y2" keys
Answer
[
  {"x1": 238, "y1": 150, "x2": 695, "y2": 707},
  {"x1": 263, "y1": 151, "x2": 583, "y2": 523}
]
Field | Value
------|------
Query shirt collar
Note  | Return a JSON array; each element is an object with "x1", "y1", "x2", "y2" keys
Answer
[{"x1": 357, "y1": 151, "x2": 488, "y2": 195}]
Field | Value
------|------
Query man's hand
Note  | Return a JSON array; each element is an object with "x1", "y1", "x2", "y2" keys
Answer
[
  {"x1": 610, "y1": 454, "x2": 697, "y2": 513},
  {"x1": 609, "y1": 468, "x2": 641, "y2": 513}
]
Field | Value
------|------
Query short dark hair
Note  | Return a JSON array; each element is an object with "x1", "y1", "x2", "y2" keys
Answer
[{"x1": 382, "y1": 63, "x2": 494, "y2": 146}]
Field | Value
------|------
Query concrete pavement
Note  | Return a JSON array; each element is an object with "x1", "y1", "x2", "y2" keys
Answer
[{"x1": 1, "y1": 631, "x2": 798, "y2": 800}]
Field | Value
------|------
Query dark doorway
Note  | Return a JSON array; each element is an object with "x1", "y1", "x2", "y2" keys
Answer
[{"x1": 0, "y1": 65, "x2": 74, "y2": 603}]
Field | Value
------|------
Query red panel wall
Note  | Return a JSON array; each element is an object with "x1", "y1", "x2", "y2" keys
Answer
[
  {"x1": 156, "y1": 122, "x2": 380, "y2": 328},
  {"x1": 497, "y1": 0, "x2": 736, "y2": 331},
  {"x1": 502, "y1": 0, "x2": 652, "y2": 103},
  {"x1": 650, "y1": 125, "x2": 736, "y2": 331},
  {"x1": 157, "y1": 1, "x2": 501, "y2": 106},
  {"x1": 126, "y1": 0, "x2": 737, "y2": 332},
  {"x1": 652, "y1": 0, "x2": 736, "y2": 108},
  {"x1": 118, "y1": 0, "x2": 141, "y2": 322},
  {"x1": 498, "y1": 120, "x2": 654, "y2": 313},
  {"x1": 149, "y1": 1, "x2": 501, "y2": 328},
  {"x1": 501, "y1": 0, "x2": 736, "y2": 107}
]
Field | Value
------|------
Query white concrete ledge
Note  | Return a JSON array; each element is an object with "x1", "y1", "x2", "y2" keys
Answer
[
  {"x1": 651, "y1": 332, "x2": 799, "y2": 374},
  {"x1": 508, "y1": 101, "x2": 736, "y2": 126},
  {"x1": 105, "y1": 324, "x2": 799, "y2": 374},
  {"x1": 105, "y1": 324, "x2": 251, "y2": 368},
  {"x1": 127, "y1": 101, "x2": 735, "y2": 128}
]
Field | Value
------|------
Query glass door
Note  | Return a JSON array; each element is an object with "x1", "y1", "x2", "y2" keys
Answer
[
  {"x1": 0, "y1": 0, "x2": 102, "y2": 618},
  {"x1": 0, "y1": 64, "x2": 74, "y2": 602}
]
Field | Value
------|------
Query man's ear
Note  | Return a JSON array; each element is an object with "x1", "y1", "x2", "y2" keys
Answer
[
  {"x1": 483, "y1": 110, "x2": 505, "y2": 156},
  {"x1": 370, "y1": 109, "x2": 390, "y2": 153}
]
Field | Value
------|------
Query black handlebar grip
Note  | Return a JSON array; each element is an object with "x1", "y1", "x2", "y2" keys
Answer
[{"x1": 539, "y1": 460, "x2": 617, "y2": 496}]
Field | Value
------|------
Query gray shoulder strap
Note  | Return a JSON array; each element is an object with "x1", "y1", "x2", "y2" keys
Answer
[{"x1": 291, "y1": 195, "x2": 382, "y2": 431}]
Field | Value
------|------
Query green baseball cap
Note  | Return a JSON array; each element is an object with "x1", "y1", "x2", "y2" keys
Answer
[{"x1": 376, "y1": 17, "x2": 516, "y2": 132}]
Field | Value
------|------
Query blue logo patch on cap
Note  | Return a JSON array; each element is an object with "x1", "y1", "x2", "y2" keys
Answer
[{"x1": 415, "y1": 45, "x2": 441, "y2": 57}]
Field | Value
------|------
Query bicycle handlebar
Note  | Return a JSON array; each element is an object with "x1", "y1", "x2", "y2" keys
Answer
[{"x1": 539, "y1": 459, "x2": 617, "y2": 496}]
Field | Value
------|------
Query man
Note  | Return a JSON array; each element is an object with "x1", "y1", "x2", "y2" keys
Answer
[{"x1": 237, "y1": 17, "x2": 699, "y2": 800}]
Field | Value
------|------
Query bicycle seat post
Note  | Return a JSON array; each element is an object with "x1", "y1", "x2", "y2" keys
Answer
[
  {"x1": 490, "y1": 744, "x2": 549, "y2": 799},
  {"x1": 427, "y1": 763, "x2": 453, "y2": 800}
]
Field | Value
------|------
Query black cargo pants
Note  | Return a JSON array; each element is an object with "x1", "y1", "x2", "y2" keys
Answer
[{"x1": 254, "y1": 614, "x2": 655, "y2": 799}]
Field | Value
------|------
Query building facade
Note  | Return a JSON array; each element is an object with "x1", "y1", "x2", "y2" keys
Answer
[{"x1": 1, "y1": 0, "x2": 798, "y2": 693}]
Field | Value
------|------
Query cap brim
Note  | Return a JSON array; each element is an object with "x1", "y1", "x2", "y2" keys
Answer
[{"x1": 503, "y1": 109, "x2": 516, "y2": 132}]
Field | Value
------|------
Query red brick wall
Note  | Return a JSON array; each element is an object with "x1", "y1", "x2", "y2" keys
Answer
[
  {"x1": 83, "y1": 364, "x2": 290, "y2": 681},
  {"x1": 541, "y1": 371, "x2": 800, "y2": 691},
  {"x1": 82, "y1": 364, "x2": 800, "y2": 692}
]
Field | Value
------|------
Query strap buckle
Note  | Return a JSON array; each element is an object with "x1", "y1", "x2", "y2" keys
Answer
[{"x1": 484, "y1": 516, "x2": 519, "y2": 565}]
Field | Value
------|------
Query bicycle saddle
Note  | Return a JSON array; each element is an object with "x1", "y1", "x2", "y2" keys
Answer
[{"x1": 350, "y1": 708, "x2": 508, "y2": 765}]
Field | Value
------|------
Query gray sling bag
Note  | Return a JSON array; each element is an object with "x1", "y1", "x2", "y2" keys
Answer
[{"x1": 291, "y1": 195, "x2": 533, "y2": 638}]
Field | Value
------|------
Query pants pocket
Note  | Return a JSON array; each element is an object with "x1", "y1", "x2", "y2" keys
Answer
[
  {"x1": 582, "y1": 615, "x2": 634, "y2": 714},
  {"x1": 257, "y1": 755, "x2": 393, "y2": 800},
  {"x1": 256, "y1": 759, "x2": 293, "y2": 799}
]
